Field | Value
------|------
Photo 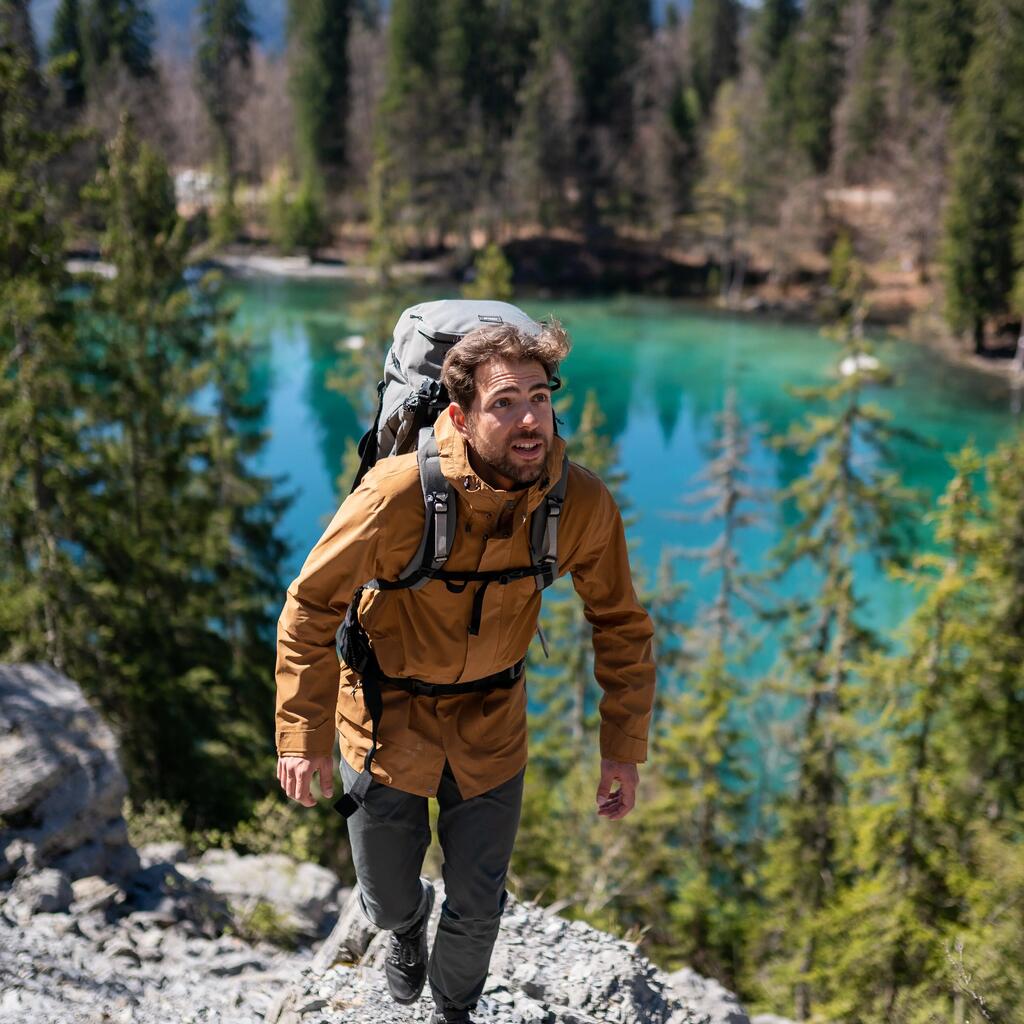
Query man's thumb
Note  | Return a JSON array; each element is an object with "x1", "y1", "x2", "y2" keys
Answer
[{"x1": 320, "y1": 765, "x2": 334, "y2": 798}]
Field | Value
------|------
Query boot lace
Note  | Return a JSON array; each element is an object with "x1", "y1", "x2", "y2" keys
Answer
[{"x1": 388, "y1": 922, "x2": 423, "y2": 968}]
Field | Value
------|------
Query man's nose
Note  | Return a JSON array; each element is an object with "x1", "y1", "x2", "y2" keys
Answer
[{"x1": 518, "y1": 403, "x2": 539, "y2": 427}]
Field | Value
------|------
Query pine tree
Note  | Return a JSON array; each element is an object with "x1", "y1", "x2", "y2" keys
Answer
[
  {"x1": 754, "y1": 271, "x2": 917, "y2": 1019},
  {"x1": 288, "y1": 0, "x2": 352, "y2": 194},
  {"x1": 373, "y1": 0, "x2": 446, "y2": 249},
  {"x1": 962, "y1": 434, "x2": 1024, "y2": 819},
  {"x1": 688, "y1": 0, "x2": 740, "y2": 119},
  {"x1": 653, "y1": 389, "x2": 763, "y2": 984},
  {"x1": 949, "y1": 825, "x2": 1024, "y2": 1022},
  {"x1": 49, "y1": 0, "x2": 86, "y2": 108},
  {"x1": 196, "y1": 0, "x2": 255, "y2": 240},
  {"x1": 80, "y1": 0, "x2": 155, "y2": 87},
  {"x1": 0, "y1": 0, "x2": 38, "y2": 68},
  {"x1": 1012, "y1": 202, "x2": 1024, "y2": 326},
  {"x1": 839, "y1": 33, "x2": 888, "y2": 179},
  {"x1": 68, "y1": 117, "x2": 288, "y2": 826},
  {"x1": 526, "y1": 392, "x2": 630, "y2": 767},
  {"x1": 557, "y1": 0, "x2": 652, "y2": 231},
  {"x1": 943, "y1": 0, "x2": 1024, "y2": 353},
  {"x1": 0, "y1": 51, "x2": 80, "y2": 675},
  {"x1": 895, "y1": 0, "x2": 977, "y2": 101},
  {"x1": 513, "y1": 393, "x2": 681, "y2": 945},
  {"x1": 694, "y1": 81, "x2": 749, "y2": 303},
  {"x1": 462, "y1": 243, "x2": 514, "y2": 301},
  {"x1": 812, "y1": 449, "x2": 987, "y2": 1021},
  {"x1": 752, "y1": 0, "x2": 800, "y2": 73},
  {"x1": 374, "y1": 0, "x2": 539, "y2": 247},
  {"x1": 506, "y1": 18, "x2": 578, "y2": 231},
  {"x1": 788, "y1": 0, "x2": 844, "y2": 174}
]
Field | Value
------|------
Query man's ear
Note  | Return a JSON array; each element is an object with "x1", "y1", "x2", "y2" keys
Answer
[{"x1": 448, "y1": 401, "x2": 470, "y2": 439}]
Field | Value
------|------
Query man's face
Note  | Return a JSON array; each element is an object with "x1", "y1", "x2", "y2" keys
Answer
[{"x1": 450, "y1": 356, "x2": 555, "y2": 490}]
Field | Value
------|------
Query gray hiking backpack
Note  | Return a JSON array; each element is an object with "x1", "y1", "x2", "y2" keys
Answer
[{"x1": 349, "y1": 298, "x2": 570, "y2": 595}]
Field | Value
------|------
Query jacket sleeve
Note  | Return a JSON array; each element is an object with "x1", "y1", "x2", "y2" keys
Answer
[
  {"x1": 275, "y1": 482, "x2": 389, "y2": 758},
  {"x1": 566, "y1": 473, "x2": 656, "y2": 763}
]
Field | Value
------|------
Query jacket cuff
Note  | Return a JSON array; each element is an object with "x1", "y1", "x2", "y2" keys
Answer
[
  {"x1": 599, "y1": 720, "x2": 648, "y2": 763},
  {"x1": 276, "y1": 717, "x2": 336, "y2": 759}
]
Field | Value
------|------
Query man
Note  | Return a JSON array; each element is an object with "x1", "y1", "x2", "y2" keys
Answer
[{"x1": 275, "y1": 318, "x2": 655, "y2": 1024}]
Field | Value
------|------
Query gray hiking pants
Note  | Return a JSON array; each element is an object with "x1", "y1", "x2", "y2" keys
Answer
[{"x1": 339, "y1": 757, "x2": 525, "y2": 1014}]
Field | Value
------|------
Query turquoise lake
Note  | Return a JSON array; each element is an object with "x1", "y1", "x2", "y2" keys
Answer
[{"x1": 231, "y1": 279, "x2": 1022, "y2": 663}]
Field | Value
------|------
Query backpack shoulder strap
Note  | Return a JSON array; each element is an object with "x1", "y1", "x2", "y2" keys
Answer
[
  {"x1": 396, "y1": 426, "x2": 456, "y2": 590},
  {"x1": 529, "y1": 453, "x2": 570, "y2": 591},
  {"x1": 350, "y1": 380, "x2": 386, "y2": 494}
]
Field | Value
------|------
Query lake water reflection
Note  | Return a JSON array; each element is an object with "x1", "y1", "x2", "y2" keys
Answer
[{"x1": 231, "y1": 279, "x2": 1020, "y2": 656}]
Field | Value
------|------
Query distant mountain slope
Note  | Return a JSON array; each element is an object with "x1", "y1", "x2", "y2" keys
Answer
[
  {"x1": 30, "y1": 0, "x2": 685, "y2": 60},
  {"x1": 30, "y1": 0, "x2": 288, "y2": 56}
]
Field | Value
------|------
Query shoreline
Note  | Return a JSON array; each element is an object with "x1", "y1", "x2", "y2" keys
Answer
[{"x1": 66, "y1": 248, "x2": 1024, "y2": 390}]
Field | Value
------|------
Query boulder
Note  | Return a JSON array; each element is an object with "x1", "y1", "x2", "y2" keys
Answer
[
  {"x1": 0, "y1": 663, "x2": 138, "y2": 882},
  {"x1": 3, "y1": 867, "x2": 73, "y2": 923},
  {"x1": 176, "y1": 849, "x2": 345, "y2": 940},
  {"x1": 665, "y1": 968, "x2": 750, "y2": 1024}
]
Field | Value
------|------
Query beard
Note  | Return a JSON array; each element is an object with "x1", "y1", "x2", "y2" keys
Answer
[{"x1": 466, "y1": 419, "x2": 549, "y2": 489}]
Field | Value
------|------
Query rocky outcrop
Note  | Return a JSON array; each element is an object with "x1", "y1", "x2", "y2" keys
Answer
[
  {"x1": 0, "y1": 663, "x2": 138, "y2": 882},
  {"x1": 2, "y1": 876, "x2": 756, "y2": 1024},
  {"x1": 0, "y1": 664, "x2": 763, "y2": 1023},
  {"x1": 265, "y1": 884, "x2": 752, "y2": 1024},
  {"x1": 0, "y1": 894, "x2": 309, "y2": 1023}
]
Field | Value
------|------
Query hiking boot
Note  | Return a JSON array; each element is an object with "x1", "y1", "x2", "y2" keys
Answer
[
  {"x1": 384, "y1": 879, "x2": 435, "y2": 1005},
  {"x1": 431, "y1": 1011, "x2": 474, "y2": 1024}
]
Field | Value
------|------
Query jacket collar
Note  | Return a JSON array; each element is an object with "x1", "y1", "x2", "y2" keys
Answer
[{"x1": 433, "y1": 408, "x2": 566, "y2": 515}]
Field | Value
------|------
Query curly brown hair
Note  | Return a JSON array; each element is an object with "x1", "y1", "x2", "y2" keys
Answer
[{"x1": 441, "y1": 319, "x2": 571, "y2": 410}]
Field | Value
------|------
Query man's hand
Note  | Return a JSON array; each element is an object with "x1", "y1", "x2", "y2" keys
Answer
[
  {"x1": 596, "y1": 758, "x2": 639, "y2": 820},
  {"x1": 277, "y1": 754, "x2": 334, "y2": 807}
]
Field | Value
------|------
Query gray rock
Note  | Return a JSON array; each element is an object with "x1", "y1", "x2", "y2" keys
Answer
[
  {"x1": 70, "y1": 875, "x2": 125, "y2": 915},
  {"x1": 126, "y1": 860, "x2": 231, "y2": 936},
  {"x1": 750, "y1": 1016, "x2": 797, "y2": 1024},
  {"x1": 137, "y1": 841, "x2": 189, "y2": 868},
  {"x1": 102, "y1": 935, "x2": 142, "y2": 965},
  {"x1": 0, "y1": 663, "x2": 139, "y2": 882},
  {"x1": 665, "y1": 967, "x2": 750, "y2": 1024},
  {"x1": 5, "y1": 867, "x2": 73, "y2": 922},
  {"x1": 176, "y1": 849, "x2": 343, "y2": 940},
  {"x1": 207, "y1": 953, "x2": 268, "y2": 976}
]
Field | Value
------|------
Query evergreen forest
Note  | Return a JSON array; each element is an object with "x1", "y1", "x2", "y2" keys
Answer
[{"x1": 3, "y1": 0, "x2": 1024, "y2": 1021}]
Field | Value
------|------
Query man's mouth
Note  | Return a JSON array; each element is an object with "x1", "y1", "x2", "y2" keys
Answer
[{"x1": 511, "y1": 438, "x2": 544, "y2": 459}]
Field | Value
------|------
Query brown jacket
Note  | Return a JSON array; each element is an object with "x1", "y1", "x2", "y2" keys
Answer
[{"x1": 275, "y1": 409, "x2": 656, "y2": 799}]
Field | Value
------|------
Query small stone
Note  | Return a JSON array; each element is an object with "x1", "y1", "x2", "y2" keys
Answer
[
  {"x1": 134, "y1": 928, "x2": 165, "y2": 960},
  {"x1": 9, "y1": 867, "x2": 73, "y2": 920},
  {"x1": 208, "y1": 953, "x2": 268, "y2": 976},
  {"x1": 137, "y1": 841, "x2": 189, "y2": 868},
  {"x1": 103, "y1": 937, "x2": 142, "y2": 965},
  {"x1": 513, "y1": 993, "x2": 554, "y2": 1023},
  {"x1": 71, "y1": 875, "x2": 125, "y2": 915},
  {"x1": 125, "y1": 908, "x2": 179, "y2": 929}
]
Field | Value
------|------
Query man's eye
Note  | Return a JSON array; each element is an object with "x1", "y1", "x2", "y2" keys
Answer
[
  {"x1": 493, "y1": 398, "x2": 510, "y2": 409},
  {"x1": 533, "y1": 393, "x2": 549, "y2": 403}
]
